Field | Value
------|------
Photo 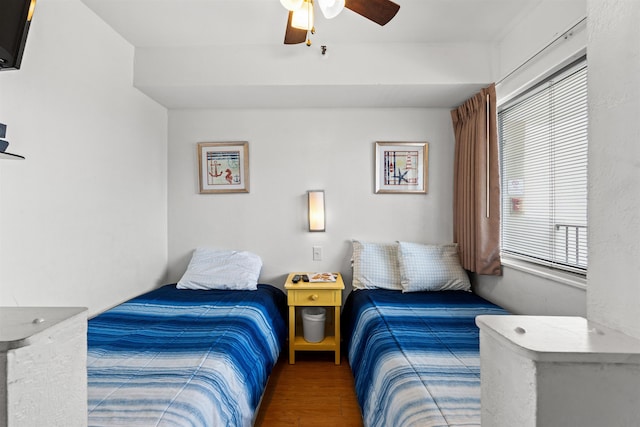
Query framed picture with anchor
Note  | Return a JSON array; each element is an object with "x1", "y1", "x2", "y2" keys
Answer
[
  {"x1": 197, "y1": 141, "x2": 249, "y2": 194},
  {"x1": 374, "y1": 141, "x2": 428, "y2": 194}
]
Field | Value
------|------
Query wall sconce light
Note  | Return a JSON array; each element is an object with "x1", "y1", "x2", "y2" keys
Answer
[{"x1": 307, "y1": 190, "x2": 325, "y2": 232}]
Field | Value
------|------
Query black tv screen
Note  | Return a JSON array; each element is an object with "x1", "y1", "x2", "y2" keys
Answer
[{"x1": 0, "y1": 0, "x2": 36, "y2": 70}]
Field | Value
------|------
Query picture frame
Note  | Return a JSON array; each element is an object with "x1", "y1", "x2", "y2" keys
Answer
[
  {"x1": 374, "y1": 141, "x2": 428, "y2": 194},
  {"x1": 197, "y1": 142, "x2": 249, "y2": 194}
]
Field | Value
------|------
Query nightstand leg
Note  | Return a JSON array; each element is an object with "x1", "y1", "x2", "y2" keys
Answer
[
  {"x1": 334, "y1": 305, "x2": 341, "y2": 365},
  {"x1": 288, "y1": 306, "x2": 295, "y2": 364}
]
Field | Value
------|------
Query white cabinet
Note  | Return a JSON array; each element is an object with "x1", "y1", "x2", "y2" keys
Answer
[
  {"x1": 0, "y1": 307, "x2": 87, "y2": 427},
  {"x1": 477, "y1": 315, "x2": 640, "y2": 427}
]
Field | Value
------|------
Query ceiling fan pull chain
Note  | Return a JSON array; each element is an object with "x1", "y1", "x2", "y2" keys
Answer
[
  {"x1": 306, "y1": 1, "x2": 314, "y2": 46},
  {"x1": 307, "y1": 25, "x2": 316, "y2": 46}
]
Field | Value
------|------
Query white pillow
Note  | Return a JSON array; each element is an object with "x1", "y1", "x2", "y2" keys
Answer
[
  {"x1": 397, "y1": 242, "x2": 470, "y2": 292},
  {"x1": 177, "y1": 247, "x2": 262, "y2": 291},
  {"x1": 351, "y1": 240, "x2": 402, "y2": 290}
]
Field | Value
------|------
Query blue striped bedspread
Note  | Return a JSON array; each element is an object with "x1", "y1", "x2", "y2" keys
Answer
[
  {"x1": 87, "y1": 284, "x2": 286, "y2": 427},
  {"x1": 342, "y1": 289, "x2": 508, "y2": 427}
]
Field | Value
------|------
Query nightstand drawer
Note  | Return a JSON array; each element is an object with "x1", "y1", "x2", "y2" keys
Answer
[{"x1": 288, "y1": 289, "x2": 340, "y2": 306}]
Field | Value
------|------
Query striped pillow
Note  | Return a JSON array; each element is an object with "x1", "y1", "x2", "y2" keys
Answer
[
  {"x1": 397, "y1": 242, "x2": 470, "y2": 292},
  {"x1": 351, "y1": 240, "x2": 403, "y2": 290}
]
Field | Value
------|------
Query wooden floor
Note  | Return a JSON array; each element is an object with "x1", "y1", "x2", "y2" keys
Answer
[{"x1": 254, "y1": 351, "x2": 364, "y2": 427}]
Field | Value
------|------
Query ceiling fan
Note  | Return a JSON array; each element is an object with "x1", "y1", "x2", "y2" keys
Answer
[{"x1": 281, "y1": 0, "x2": 400, "y2": 46}]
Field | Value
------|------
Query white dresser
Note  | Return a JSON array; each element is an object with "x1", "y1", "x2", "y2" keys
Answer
[
  {"x1": 477, "y1": 315, "x2": 640, "y2": 427},
  {"x1": 0, "y1": 307, "x2": 88, "y2": 427}
]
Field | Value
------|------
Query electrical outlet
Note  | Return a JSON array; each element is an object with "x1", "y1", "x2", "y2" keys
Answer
[{"x1": 312, "y1": 246, "x2": 323, "y2": 261}]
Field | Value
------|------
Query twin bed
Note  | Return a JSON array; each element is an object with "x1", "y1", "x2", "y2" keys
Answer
[
  {"x1": 87, "y1": 243, "x2": 506, "y2": 427},
  {"x1": 342, "y1": 240, "x2": 508, "y2": 427},
  {"x1": 342, "y1": 289, "x2": 507, "y2": 427},
  {"x1": 87, "y1": 249, "x2": 286, "y2": 427},
  {"x1": 87, "y1": 284, "x2": 286, "y2": 427}
]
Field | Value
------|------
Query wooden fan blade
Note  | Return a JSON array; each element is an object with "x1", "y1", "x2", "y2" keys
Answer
[
  {"x1": 345, "y1": 0, "x2": 400, "y2": 26},
  {"x1": 284, "y1": 11, "x2": 307, "y2": 44}
]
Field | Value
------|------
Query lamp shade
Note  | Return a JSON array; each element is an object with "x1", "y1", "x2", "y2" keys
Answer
[
  {"x1": 291, "y1": 0, "x2": 314, "y2": 30},
  {"x1": 317, "y1": 0, "x2": 344, "y2": 19},
  {"x1": 308, "y1": 190, "x2": 325, "y2": 232},
  {"x1": 279, "y1": 0, "x2": 303, "y2": 11}
]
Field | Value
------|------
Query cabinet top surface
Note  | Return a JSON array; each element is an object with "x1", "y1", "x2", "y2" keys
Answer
[
  {"x1": 284, "y1": 272, "x2": 345, "y2": 290},
  {"x1": 0, "y1": 307, "x2": 87, "y2": 350},
  {"x1": 477, "y1": 315, "x2": 640, "y2": 363}
]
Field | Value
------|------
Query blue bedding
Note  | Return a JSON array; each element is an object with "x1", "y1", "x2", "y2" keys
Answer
[
  {"x1": 343, "y1": 289, "x2": 508, "y2": 427},
  {"x1": 87, "y1": 284, "x2": 286, "y2": 427}
]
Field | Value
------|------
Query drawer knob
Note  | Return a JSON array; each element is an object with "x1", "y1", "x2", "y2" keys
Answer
[{"x1": 310, "y1": 294, "x2": 319, "y2": 301}]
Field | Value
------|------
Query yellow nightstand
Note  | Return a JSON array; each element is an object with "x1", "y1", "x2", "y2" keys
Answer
[{"x1": 284, "y1": 272, "x2": 344, "y2": 365}]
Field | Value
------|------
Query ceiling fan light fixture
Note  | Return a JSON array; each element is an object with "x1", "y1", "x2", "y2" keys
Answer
[
  {"x1": 291, "y1": 0, "x2": 314, "y2": 30},
  {"x1": 317, "y1": 0, "x2": 344, "y2": 19},
  {"x1": 280, "y1": 0, "x2": 303, "y2": 11},
  {"x1": 283, "y1": 0, "x2": 400, "y2": 46}
]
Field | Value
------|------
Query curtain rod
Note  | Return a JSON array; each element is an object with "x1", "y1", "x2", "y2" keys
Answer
[
  {"x1": 485, "y1": 93, "x2": 490, "y2": 219},
  {"x1": 496, "y1": 17, "x2": 586, "y2": 85}
]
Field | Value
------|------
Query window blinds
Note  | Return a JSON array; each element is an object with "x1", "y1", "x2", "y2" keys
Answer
[{"x1": 499, "y1": 59, "x2": 588, "y2": 274}]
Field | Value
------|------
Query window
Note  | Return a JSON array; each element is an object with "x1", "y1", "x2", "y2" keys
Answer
[{"x1": 499, "y1": 58, "x2": 588, "y2": 275}]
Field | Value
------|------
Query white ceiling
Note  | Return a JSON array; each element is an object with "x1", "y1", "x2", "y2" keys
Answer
[{"x1": 81, "y1": 0, "x2": 542, "y2": 108}]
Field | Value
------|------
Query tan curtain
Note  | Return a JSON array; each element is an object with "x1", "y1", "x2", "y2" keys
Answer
[{"x1": 451, "y1": 84, "x2": 501, "y2": 275}]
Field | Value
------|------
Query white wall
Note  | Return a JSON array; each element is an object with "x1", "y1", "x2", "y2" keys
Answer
[
  {"x1": 586, "y1": 0, "x2": 640, "y2": 339},
  {"x1": 134, "y1": 42, "x2": 495, "y2": 109},
  {"x1": 474, "y1": 0, "x2": 588, "y2": 316},
  {"x1": 167, "y1": 108, "x2": 455, "y2": 294},
  {"x1": 496, "y1": 1, "x2": 586, "y2": 101},
  {"x1": 473, "y1": 266, "x2": 586, "y2": 316},
  {"x1": 0, "y1": 0, "x2": 168, "y2": 316}
]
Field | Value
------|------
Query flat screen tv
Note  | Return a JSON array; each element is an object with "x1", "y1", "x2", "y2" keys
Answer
[{"x1": 0, "y1": 0, "x2": 37, "y2": 71}]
